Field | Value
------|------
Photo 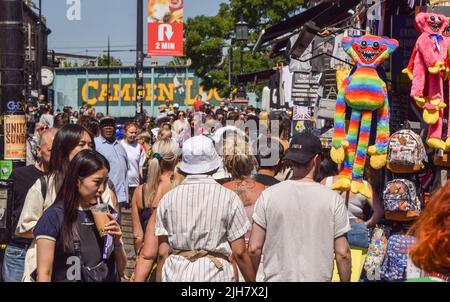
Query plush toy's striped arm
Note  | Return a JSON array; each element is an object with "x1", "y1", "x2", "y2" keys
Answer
[
  {"x1": 375, "y1": 93, "x2": 390, "y2": 154},
  {"x1": 332, "y1": 78, "x2": 350, "y2": 149}
]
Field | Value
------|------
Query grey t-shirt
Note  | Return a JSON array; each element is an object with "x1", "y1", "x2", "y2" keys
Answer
[{"x1": 253, "y1": 180, "x2": 351, "y2": 282}]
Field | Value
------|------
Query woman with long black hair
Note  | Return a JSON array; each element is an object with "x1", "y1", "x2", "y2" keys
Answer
[
  {"x1": 17, "y1": 124, "x2": 116, "y2": 281},
  {"x1": 34, "y1": 150, "x2": 127, "y2": 282}
]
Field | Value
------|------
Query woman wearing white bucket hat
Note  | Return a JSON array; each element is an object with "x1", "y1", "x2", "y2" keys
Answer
[{"x1": 154, "y1": 135, "x2": 255, "y2": 282}]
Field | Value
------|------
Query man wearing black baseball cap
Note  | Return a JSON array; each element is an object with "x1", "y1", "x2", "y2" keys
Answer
[
  {"x1": 284, "y1": 131, "x2": 323, "y2": 168},
  {"x1": 249, "y1": 131, "x2": 351, "y2": 282}
]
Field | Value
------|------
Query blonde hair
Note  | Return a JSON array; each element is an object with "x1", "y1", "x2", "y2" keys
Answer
[
  {"x1": 157, "y1": 128, "x2": 172, "y2": 140},
  {"x1": 144, "y1": 139, "x2": 179, "y2": 207},
  {"x1": 222, "y1": 133, "x2": 257, "y2": 180}
]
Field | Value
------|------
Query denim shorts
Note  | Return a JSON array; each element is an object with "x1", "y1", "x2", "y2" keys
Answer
[
  {"x1": 347, "y1": 219, "x2": 369, "y2": 249},
  {"x1": 2, "y1": 244, "x2": 27, "y2": 282}
]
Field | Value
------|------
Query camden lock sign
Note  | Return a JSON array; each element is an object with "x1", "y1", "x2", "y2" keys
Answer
[{"x1": 78, "y1": 78, "x2": 222, "y2": 106}]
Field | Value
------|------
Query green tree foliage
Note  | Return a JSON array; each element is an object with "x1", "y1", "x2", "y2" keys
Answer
[
  {"x1": 97, "y1": 54, "x2": 122, "y2": 67},
  {"x1": 184, "y1": 0, "x2": 306, "y2": 97}
]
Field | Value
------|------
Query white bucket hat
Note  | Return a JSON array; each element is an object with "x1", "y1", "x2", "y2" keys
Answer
[{"x1": 179, "y1": 135, "x2": 221, "y2": 174}]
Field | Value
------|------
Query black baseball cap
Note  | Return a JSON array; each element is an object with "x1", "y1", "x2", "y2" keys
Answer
[{"x1": 285, "y1": 131, "x2": 322, "y2": 164}]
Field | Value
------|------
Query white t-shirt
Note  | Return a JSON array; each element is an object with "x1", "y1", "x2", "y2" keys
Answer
[
  {"x1": 120, "y1": 140, "x2": 146, "y2": 187},
  {"x1": 252, "y1": 180, "x2": 351, "y2": 282}
]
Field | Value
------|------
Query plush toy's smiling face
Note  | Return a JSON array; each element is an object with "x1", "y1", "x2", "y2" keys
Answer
[
  {"x1": 427, "y1": 14, "x2": 443, "y2": 32},
  {"x1": 343, "y1": 35, "x2": 399, "y2": 67},
  {"x1": 352, "y1": 40, "x2": 387, "y2": 65},
  {"x1": 416, "y1": 12, "x2": 448, "y2": 35}
]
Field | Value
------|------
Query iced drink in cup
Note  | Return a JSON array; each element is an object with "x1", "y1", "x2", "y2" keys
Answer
[{"x1": 91, "y1": 200, "x2": 111, "y2": 237}]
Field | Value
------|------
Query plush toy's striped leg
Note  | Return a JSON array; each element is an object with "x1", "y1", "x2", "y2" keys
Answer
[
  {"x1": 375, "y1": 95, "x2": 390, "y2": 154},
  {"x1": 368, "y1": 94, "x2": 390, "y2": 170},
  {"x1": 352, "y1": 111, "x2": 372, "y2": 182},
  {"x1": 340, "y1": 109, "x2": 360, "y2": 179},
  {"x1": 332, "y1": 78, "x2": 350, "y2": 149}
]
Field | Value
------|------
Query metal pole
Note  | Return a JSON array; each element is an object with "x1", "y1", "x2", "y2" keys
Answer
[
  {"x1": 106, "y1": 36, "x2": 110, "y2": 116},
  {"x1": 0, "y1": 0, "x2": 25, "y2": 160},
  {"x1": 240, "y1": 44, "x2": 243, "y2": 76},
  {"x1": 136, "y1": 0, "x2": 144, "y2": 115},
  {"x1": 185, "y1": 66, "x2": 188, "y2": 109},
  {"x1": 151, "y1": 67, "x2": 154, "y2": 116},
  {"x1": 228, "y1": 45, "x2": 232, "y2": 99},
  {"x1": 37, "y1": 0, "x2": 42, "y2": 95}
]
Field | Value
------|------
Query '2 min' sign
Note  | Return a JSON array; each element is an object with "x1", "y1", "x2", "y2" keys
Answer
[{"x1": 148, "y1": 22, "x2": 183, "y2": 56}]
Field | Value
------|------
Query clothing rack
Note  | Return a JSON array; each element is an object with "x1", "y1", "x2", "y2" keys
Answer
[{"x1": 296, "y1": 52, "x2": 355, "y2": 67}]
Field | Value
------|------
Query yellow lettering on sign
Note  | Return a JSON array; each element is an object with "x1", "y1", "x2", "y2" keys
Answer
[
  {"x1": 112, "y1": 83, "x2": 120, "y2": 101},
  {"x1": 98, "y1": 83, "x2": 108, "y2": 102},
  {"x1": 81, "y1": 80, "x2": 99, "y2": 105},
  {"x1": 184, "y1": 80, "x2": 195, "y2": 105},
  {"x1": 158, "y1": 83, "x2": 174, "y2": 101},
  {"x1": 213, "y1": 89, "x2": 221, "y2": 101},
  {"x1": 121, "y1": 84, "x2": 133, "y2": 102},
  {"x1": 145, "y1": 83, "x2": 152, "y2": 101}
]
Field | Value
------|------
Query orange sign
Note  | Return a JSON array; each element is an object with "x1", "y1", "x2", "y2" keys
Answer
[
  {"x1": 147, "y1": 0, "x2": 184, "y2": 56},
  {"x1": 4, "y1": 115, "x2": 26, "y2": 160}
]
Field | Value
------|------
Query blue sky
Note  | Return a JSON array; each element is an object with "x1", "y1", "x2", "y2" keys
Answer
[{"x1": 41, "y1": 0, "x2": 226, "y2": 65}]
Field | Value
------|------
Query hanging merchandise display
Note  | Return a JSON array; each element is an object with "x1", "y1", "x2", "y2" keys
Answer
[
  {"x1": 261, "y1": 86, "x2": 271, "y2": 111},
  {"x1": 289, "y1": 35, "x2": 313, "y2": 73},
  {"x1": 282, "y1": 66, "x2": 293, "y2": 107},
  {"x1": 366, "y1": 0, "x2": 383, "y2": 36},
  {"x1": 330, "y1": 35, "x2": 399, "y2": 199},
  {"x1": 403, "y1": 12, "x2": 448, "y2": 150},
  {"x1": 291, "y1": 72, "x2": 322, "y2": 107},
  {"x1": 330, "y1": 33, "x2": 352, "y2": 69},
  {"x1": 310, "y1": 36, "x2": 334, "y2": 72},
  {"x1": 386, "y1": 129, "x2": 427, "y2": 173}
]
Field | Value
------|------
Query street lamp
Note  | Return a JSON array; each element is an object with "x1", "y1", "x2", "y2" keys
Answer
[{"x1": 235, "y1": 17, "x2": 248, "y2": 100}]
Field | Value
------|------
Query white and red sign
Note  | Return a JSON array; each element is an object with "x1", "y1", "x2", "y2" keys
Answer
[{"x1": 147, "y1": 0, "x2": 184, "y2": 57}]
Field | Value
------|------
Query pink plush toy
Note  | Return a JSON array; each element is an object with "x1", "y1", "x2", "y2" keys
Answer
[
  {"x1": 406, "y1": 12, "x2": 448, "y2": 150},
  {"x1": 432, "y1": 21, "x2": 450, "y2": 150}
]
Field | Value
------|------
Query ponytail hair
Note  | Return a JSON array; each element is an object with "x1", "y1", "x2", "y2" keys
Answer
[{"x1": 144, "y1": 138, "x2": 179, "y2": 208}]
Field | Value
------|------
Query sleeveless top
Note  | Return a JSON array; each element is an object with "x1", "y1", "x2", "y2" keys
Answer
[
  {"x1": 139, "y1": 186, "x2": 152, "y2": 231},
  {"x1": 324, "y1": 177, "x2": 368, "y2": 220}
]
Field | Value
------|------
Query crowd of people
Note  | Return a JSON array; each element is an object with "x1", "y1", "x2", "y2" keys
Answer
[{"x1": 1, "y1": 94, "x2": 448, "y2": 282}]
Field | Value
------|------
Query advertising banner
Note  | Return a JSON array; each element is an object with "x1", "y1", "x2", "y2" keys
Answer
[
  {"x1": 4, "y1": 115, "x2": 26, "y2": 160},
  {"x1": 148, "y1": 0, "x2": 184, "y2": 56}
]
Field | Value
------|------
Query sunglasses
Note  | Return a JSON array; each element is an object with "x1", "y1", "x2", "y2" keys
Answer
[{"x1": 38, "y1": 126, "x2": 49, "y2": 131}]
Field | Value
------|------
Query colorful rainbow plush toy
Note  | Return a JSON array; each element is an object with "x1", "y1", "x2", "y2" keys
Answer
[
  {"x1": 331, "y1": 35, "x2": 398, "y2": 199},
  {"x1": 402, "y1": 12, "x2": 448, "y2": 150}
]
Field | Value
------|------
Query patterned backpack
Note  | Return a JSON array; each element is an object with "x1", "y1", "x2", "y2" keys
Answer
[
  {"x1": 387, "y1": 129, "x2": 426, "y2": 173},
  {"x1": 382, "y1": 179, "x2": 421, "y2": 221},
  {"x1": 363, "y1": 225, "x2": 392, "y2": 281},
  {"x1": 380, "y1": 234, "x2": 416, "y2": 281}
]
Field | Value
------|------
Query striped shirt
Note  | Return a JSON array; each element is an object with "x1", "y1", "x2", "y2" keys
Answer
[{"x1": 155, "y1": 174, "x2": 250, "y2": 282}]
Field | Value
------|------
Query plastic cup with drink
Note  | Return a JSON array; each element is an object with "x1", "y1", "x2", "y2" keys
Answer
[{"x1": 91, "y1": 197, "x2": 111, "y2": 237}]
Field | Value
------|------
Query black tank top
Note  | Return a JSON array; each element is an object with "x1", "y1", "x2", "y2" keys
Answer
[{"x1": 139, "y1": 186, "x2": 152, "y2": 231}]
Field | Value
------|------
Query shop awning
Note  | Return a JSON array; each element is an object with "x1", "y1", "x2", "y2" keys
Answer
[
  {"x1": 253, "y1": 0, "x2": 360, "y2": 54},
  {"x1": 236, "y1": 69, "x2": 277, "y2": 84}
]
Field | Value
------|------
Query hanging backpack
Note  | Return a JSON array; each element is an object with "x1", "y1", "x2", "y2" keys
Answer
[
  {"x1": 380, "y1": 233, "x2": 416, "y2": 281},
  {"x1": 386, "y1": 129, "x2": 426, "y2": 173},
  {"x1": 363, "y1": 225, "x2": 392, "y2": 281},
  {"x1": 382, "y1": 179, "x2": 421, "y2": 221}
]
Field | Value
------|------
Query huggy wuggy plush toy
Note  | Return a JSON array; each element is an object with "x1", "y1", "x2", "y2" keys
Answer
[
  {"x1": 402, "y1": 12, "x2": 448, "y2": 150},
  {"x1": 331, "y1": 35, "x2": 398, "y2": 199}
]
